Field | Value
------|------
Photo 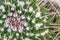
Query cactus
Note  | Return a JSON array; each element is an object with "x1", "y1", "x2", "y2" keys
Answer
[{"x1": 0, "y1": 0, "x2": 60, "y2": 40}]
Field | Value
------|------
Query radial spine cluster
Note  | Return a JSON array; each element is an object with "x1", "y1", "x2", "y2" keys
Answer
[{"x1": 0, "y1": 0, "x2": 50, "y2": 40}]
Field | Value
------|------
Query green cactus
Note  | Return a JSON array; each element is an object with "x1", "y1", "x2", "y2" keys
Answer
[{"x1": 0, "y1": 0, "x2": 60, "y2": 40}]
